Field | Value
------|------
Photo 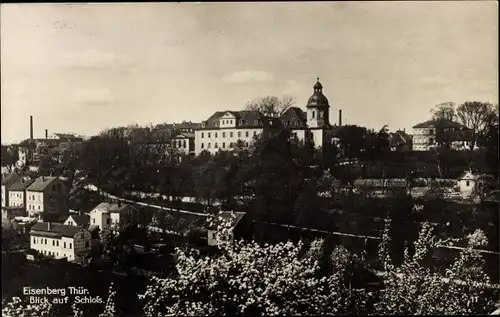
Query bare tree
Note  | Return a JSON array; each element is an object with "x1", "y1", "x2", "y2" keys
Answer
[
  {"x1": 431, "y1": 102, "x2": 457, "y2": 121},
  {"x1": 245, "y1": 95, "x2": 295, "y2": 117},
  {"x1": 456, "y1": 101, "x2": 496, "y2": 150}
]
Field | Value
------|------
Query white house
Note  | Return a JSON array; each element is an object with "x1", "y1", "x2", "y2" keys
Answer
[
  {"x1": 7, "y1": 178, "x2": 35, "y2": 209},
  {"x1": 170, "y1": 132, "x2": 195, "y2": 155},
  {"x1": 207, "y1": 211, "x2": 246, "y2": 246},
  {"x1": 1, "y1": 173, "x2": 21, "y2": 207},
  {"x1": 457, "y1": 170, "x2": 479, "y2": 199},
  {"x1": 25, "y1": 176, "x2": 68, "y2": 218},
  {"x1": 30, "y1": 222, "x2": 91, "y2": 262},
  {"x1": 89, "y1": 202, "x2": 138, "y2": 231}
]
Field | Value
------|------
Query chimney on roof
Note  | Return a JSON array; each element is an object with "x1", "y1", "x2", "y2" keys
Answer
[
  {"x1": 30, "y1": 116, "x2": 34, "y2": 140},
  {"x1": 45, "y1": 129, "x2": 48, "y2": 139},
  {"x1": 42, "y1": 176, "x2": 45, "y2": 182},
  {"x1": 338, "y1": 109, "x2": 342, "y2": 127},
  {"x1": 47, "y1": 222, "x2": 51, "y2": 231}
]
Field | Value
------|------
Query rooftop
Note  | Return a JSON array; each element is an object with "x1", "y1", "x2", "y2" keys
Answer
[
  {"x1": 30, "y1": 222, "x2": 83, "y2": 238},
  {"x1": 92, "y1": 202, "x2": 136, "y2": 214},
  {"x1": 412, "y1": 119, "x2": 466, "y2": 129},
  {"x1": 1, "y1": 173, "x2": 20, "y2": 186},
  {"x1": 8, "y1": 178, "x2": 36, "y2": 191},
  {"x1": 67, "y1": 214, "x2": 90, "y2": 226},
  {"x1": 26, "y1": 176, "x2": 59, "y2": 192}
]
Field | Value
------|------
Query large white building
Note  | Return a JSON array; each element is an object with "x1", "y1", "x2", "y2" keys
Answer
[
  {"x1": 30, "y1": 222, "x2": 91, "y2": 262},
  {"x1": 194, "y1": 78, "x2": 336, "y2": 155},
  {"x1": 411, "y1": 119, "x2": 474, "y2": 151}
]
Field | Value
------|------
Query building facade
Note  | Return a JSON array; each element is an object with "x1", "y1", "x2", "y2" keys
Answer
[
  {"x1": 89, "y1": 202, "x2": 138, "y2": 231},
  {"x1": 1, "y1": 173, "x2": 21, "y2": 207},
  {"x1": 170, "y1": 132, "x2": 195, "y2": 155},
  {"x1": 194, "y1": 79, "x2": 335, "y2": 155},
  {"x1": 30, "y1": 222, "x2": 91, "y2": 262},
  {"x1": 411, "y1": 119, "x2": 474, "y2": 151},
  {"x1": 8, "y1": 178, "x2": 35, "y2": 209},
  {"x1": 25, "y1": 177, "x2": 68, "y2": 218}
]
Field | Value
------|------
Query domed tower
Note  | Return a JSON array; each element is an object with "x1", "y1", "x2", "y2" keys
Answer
[{"x1": 306, "y1": 78, "x2": 330, "y2": 128}]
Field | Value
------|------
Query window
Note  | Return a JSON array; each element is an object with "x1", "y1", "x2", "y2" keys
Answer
[
  {"x1": 53, "y1": 240, "x2": 55, "y2": 246},
  {"x1": 208, "y1": 132, "x2": 211, "y2": 138},
  {"x1": 229, "y1": 142, "x2": 233, "y2": 148},
  {"x1": 92, "y1": 218, "x2": 95, "y2": 224},
  {"x1": 222, "y1": 132, "x2": 226, "y2": 138},
  {"x1": 38, "y1": 205, "x2": 40, "y2": 210},
  {"x1": 245, "y1": 142, "x2": 249, "y2": 147},
  {"x1": 56, "y1": 240, "x2": 59, "y2": 246},
  {"x1": 201, "y1": 143, "x2": 204, "y2": 149},
  {"x1": 222, "y1": 142, "x2": 225, "y2": 148},
  {"x1": 64, "y1": 242, "x2": 66, "y2": 248},
  {"x1": 208, "y1": 143, "x2": 211, "y2": 148},
  {"x1": 183, "y1": 140, "x2": 186, "y2": 148},
  {"x1": 44, "y1": 239, "x2": 47, "y2": 245},
  {"x1": 201, "y1": 132, "x2": 204, "y2": 138},
  {"x1": 33, "y1": 238, "x2": 36, "y2": 244},
  {"x1": 253, "y1": 131, "x2": 257, "y2": 136},
  {"x1": 106, "y1": 218, "x2": 111, "y2": 225},
  {"x1": 85, "y1": 241, "x2": 89, "y2": 248},
  {"x1": 230, "y1": 132, "x2": 233, "y2": 137},
  {"x1": 429, "y1": 129, "x2": 434, "y2": 135},
  {"x1": 215, "y1": 143, "x2": 218, "y2": 148},
  {"x1": 69, "y1": 243, "x2": 72, "y2": 249},
  {"x1": 312, "y1": 111, "x2": 315, "y2": 119},
  {"x1": 238, "y1": 132, "x2": 241, "y2": 138},
  {"x1": 466, "y1": 181, "x2": 470, "y2": 187},
  {"x1": 429, "y1": 138, "x2": 434, "y2": 144},
  {"x1": 245, "y1": 132, "x2": 249, "y2": 137},
  {"x1": 215, "y1": 132, "x2": 218, "y2": 138}
]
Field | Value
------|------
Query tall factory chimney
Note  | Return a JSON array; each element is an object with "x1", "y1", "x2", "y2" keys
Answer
[
  {"x1": 30, "y1": 116, "x2": 34, "y2": 140},
  {"x1": 45, "y1": 129, "x2": 48, "y2": 139},
  {"x1": 338, "y1": 109, "x2": 342, "y2": 127}
]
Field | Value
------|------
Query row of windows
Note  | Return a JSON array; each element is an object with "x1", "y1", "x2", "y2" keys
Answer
[
  {"x1": 27, "y1": 204, "x2": 41, "y2": 211},
  {"x1": 33, "y1": 237, "x2": 72, "y2": 249},
  {"x1": 221, "y1": 119, "x2": 234, "y2": 125},
  {"x1": 172, "y1": 140, "x2": 187, "y2": 148},
  {"x1": 201, "y1": 131, "x2": 257, "y2": 139},
  {"x1": 9, "y1": 193, "x2": 23, "y2": 198},
  {"x1": 201, "y1": 141, "x2": 249, "y2": 149},
  {"x1": 28, "y1": 194, "x2": 42, "y2": 202}
]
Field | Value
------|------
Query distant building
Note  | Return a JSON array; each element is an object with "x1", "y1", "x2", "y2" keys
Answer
[
  {"x1": 1, "y1": 173, "x2": 21, "y2": 207},
  {"x1": 8, "y1": 178, "x2": 36, "y2": 209},
  {"x1": 89, "y1": 202, "x2": 138, "y2": 231},
  {"x1": 63, "y1": 214, "x2": 90, "y2": 228},
  {"x1": 457, "y1": 169, "x2": 479, "y2": 199},
  {"x1": 2, "y1": 206, "x2": 26, "y2": 223},
  {"x1": 30, "y1": 222, "x2": 91, "y2": 262},
  {"x1": 25, "y1": 176, "x2": 68, "y2": 218},
  {"x1": 411, "y1": 119, "x2": 474, "y2": 151},
  {"x1": 207, "y1": 211, "x2": 246, "y2": 246},
  {"x1": 170, "y1": 132, "x2": 195, "y2": 155}
]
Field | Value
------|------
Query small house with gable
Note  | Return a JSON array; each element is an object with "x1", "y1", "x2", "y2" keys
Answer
[
  {"x1": 207, "y1": 211, "x2": 246, "y2": 246},
  {"x1": 457, "y1": 169, "x2": 479, "y2": 199}
]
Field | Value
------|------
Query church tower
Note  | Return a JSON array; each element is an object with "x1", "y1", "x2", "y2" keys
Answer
[{"x1": 306, "y1": 78, "x2": 330, "y2": 128}]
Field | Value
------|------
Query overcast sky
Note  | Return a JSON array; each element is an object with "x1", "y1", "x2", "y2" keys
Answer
[{"x1": 1, "y1": 2, "x2": 498, "y2": 144}]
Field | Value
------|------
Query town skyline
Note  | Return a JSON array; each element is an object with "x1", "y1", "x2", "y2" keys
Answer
[{"x1": 1, "y1": 2, "x2": 498, "y2": 144}]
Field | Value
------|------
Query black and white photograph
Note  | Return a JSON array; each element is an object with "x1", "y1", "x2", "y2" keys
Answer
[{"x1": 1, "y1": 2, "x2": 499, "y2": 316}]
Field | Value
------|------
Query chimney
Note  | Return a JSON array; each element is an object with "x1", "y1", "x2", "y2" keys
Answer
[
  {"x1": 42, "y1": 176, "x2": 45, "y2": 182},
  {"x1": 45, "y1": 129, "x2": 48, "y2": 139},
  {"x1": 30, "y1": 116, "x2": 34, "y2": 140},
  {"x1": 47, "y1": 222, "x2": 51, "y2": 231},
  {"x1": 338, "y1": 109, "x2": 342, "y2": 127}
]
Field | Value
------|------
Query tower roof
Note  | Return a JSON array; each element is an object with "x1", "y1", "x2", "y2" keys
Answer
[{"x1": 306, "y1": 77, "x2": 329, "y2": 108}]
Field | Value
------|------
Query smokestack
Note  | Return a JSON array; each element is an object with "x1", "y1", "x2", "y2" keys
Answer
[
  {"x1": 45, "y1": 129, "x2": 48, "y2": 139},
  {"x1": 30, "y1": 116, "x2": 34, "y2": 140},
  {"x1": 338, "y1": 109, "x2": 342, "y2": 127},
  {"x1": 47, "y1": 222, "x2": 51, "y2": 231}
]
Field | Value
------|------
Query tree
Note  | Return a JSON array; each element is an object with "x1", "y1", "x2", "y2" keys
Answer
[
  {"x1": 335, "y1": 125, "x2": 369, "y2": 159},
  {"x1": 376, "y1": 217, "x2": 496, "y2": 315},
  {"x1": 456, "y1": 101, "x2": 497, "y2": 150},
  {"x1": 1, "y1": 146, "x2": 19, "y2": 171},
  {"x1": 431, "y1": 102, "x2": 457, "y2": 121},
  {"x1": 245, "y1": 95, "x2": 295, "y2": 117},
  {"x1": 138, "y1": 212, "x2": 371, "y2": 316}
]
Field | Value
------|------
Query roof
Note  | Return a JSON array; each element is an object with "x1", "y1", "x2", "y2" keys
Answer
[
  {"x1": 279, "y1": 107, "x2": 308, "y2": 128},
  {"x1": 171, "y1": 131, "x2": 195, "y2": 139},
  {"x1": 306, "y1": 79, "x2": 330, "y2": 108},
  {"x1": 88, "y1": 224, "x2": 99, "y2": 232},
  {"x1": 412, "y1": 119, "x2": 466, "y2": 129},
  {"x1": 91, "y1": 202, "x2": 136, "y2": 214},
  {"x1": 53, "y1": 133, "x2": 83, "y2": 141},
  {"x1": 1, "y1": 173, "x2": 20, "y2": 186},
  {"x1": 208, "y1": 211, "x2": 246, "y2": 230},
  {"x1": 26, "y1": 176, "x2": 58, "y2": 192},
  {"x1": 172, "y1": 121, "x2": 201, "y2": 130},
  {"x1": 199, "y1": 110, "x2": 271, "y2": 130},
  {"x1": 30, "y1": 222, "x2": 83, "y2": 238},
  {"x1": 458, "y1": 170, "x2": 478, "y2": 180},
  {"x1": 8, "y1": 178, "x2": 36, "y2": 191},
  {"x1": 67, "y1": 214, "x2": 90, "y2": 226}
]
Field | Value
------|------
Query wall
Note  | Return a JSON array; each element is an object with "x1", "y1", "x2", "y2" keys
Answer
[
  {"x1": 194, "y1": 128, "x2": 263, "y2": 155},
  {"x1": 8, "y1": 191, "x2": 24, "y2": 208},
  {"x1": 30, "y1": 230, "x2": 91, "y2": 262},
  {"x1": 26, "y1": 191, "x2": 44, "y2": 217},
  {"x1": 90, "y1": 209, "x2": 111, "y2": 231}
]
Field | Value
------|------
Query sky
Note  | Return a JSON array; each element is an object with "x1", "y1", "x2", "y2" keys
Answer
[{"x1": 1, "y1": 2, "x2": 498, "y2": 144}]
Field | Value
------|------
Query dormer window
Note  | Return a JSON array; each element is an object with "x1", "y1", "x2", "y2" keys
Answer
[{"x1": 312, "y1": 111, "x2": 315, "y2": 119}]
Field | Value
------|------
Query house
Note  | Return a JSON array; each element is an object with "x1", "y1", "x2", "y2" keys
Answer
[
  {"x1": 89, "y1": 202, "x2": 138, "y2": 231},
  {"x1": 25, "y1": 176, "x2": 68, "y2": 218},
  {"x1": 411, "y1": 119, "x2": 474, "y2": 151},
  {"x1": 194, "y1": 79, "x2": 336, "y2": 155},
  {"x1": 207, "y1": 211, "x2": 246, "y2": 246},
  {"x1": 64, "y1": 214, "x2": 90, "y2": 227},
  {"x1": 8, "y1": 178, "x2": 36, "y2": 209},
  {"x1": 170, "y1": 131, "x2": 195, "y2": 155},
  {"x1": 457, "y1": 170, "x2": 479, "y2": 199},
  {"x1": 30, "y1": 222, "x2": 91, "y2": 262},
  {"x1": 1, "y1": 173, "x2": 21, "y2": 207}
]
